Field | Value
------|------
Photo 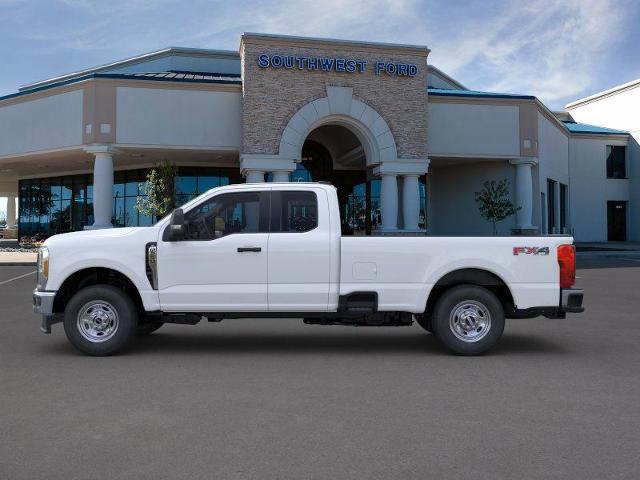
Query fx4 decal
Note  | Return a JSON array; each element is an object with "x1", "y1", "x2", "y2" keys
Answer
[{"x1": 513, "y1": 246, "x2": 550, "y2": 256}]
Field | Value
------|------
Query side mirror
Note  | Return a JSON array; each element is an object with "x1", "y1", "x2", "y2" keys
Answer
[{"x1": 163, "y1": 208, "x2": 185, "y2": 241}]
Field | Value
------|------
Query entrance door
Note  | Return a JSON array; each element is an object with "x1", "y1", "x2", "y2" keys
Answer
[
  {"x1": 607, "y1": 201, "x2": 627, "y2": 241},
  {"x1": 156, "y1": 190, "x2": 270, "y2": 311}
]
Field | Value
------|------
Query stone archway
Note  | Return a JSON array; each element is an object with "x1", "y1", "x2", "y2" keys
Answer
[{"x1": 278, "y1": 86, "x2": 398, "y2": 166}]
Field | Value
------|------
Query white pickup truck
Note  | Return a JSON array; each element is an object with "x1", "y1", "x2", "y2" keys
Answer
[{"x1": 33, "y1": 182, "x2": 583, "y2": 356}]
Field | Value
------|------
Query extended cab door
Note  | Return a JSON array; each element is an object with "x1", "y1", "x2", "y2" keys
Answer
[
  {"x1": 267, "y1": 188, "x2": 332, "y2": 311},
  {"x1": 156, "y1": 189, "x2": 270, "y2": 312}
]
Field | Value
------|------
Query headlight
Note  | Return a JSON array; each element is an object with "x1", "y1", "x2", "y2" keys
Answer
[{"x1": 37, "y1": 246, "x2": 49, "y2": 290}]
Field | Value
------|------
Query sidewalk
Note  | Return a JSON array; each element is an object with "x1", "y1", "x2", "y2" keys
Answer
[
  {"x1": 576, "y1": 242, "x2": 640, "y2": 252},
  {"x1": 0, "y1": 252, "x2": 38, "y2": 266}
]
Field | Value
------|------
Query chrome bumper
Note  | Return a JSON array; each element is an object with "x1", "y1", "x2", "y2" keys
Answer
[
  {"x1": 33, "y1": 289, "x2": 59, "y2": 333},
  {"x1": 561, "y1": 288, "x2": 584, "y2": 313},
  {"x1": 33, "y1": 289, "x2": 56, "y2": 315}
]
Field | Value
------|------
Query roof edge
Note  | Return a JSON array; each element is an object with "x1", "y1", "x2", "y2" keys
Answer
[{"x1": 565, "y1": 78, "x2": 640, "y2": 109}]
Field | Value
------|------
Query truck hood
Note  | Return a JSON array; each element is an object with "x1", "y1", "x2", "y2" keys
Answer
[{"x1": 44, "y1": 226, "x2": 159, "y2": 251}]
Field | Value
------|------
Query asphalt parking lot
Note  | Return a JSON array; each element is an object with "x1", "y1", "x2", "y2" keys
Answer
[{"x1": 1, "y1": 257, "x2": 640, "y2": 480}]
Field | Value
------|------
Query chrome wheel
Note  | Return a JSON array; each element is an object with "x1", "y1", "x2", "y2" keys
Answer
[
  {"x1": 449, "y1": 300, "x2": 491, "y2": 343},
  {"x1": 76, "y1": 301, "x2": 119, "y2": 343}
]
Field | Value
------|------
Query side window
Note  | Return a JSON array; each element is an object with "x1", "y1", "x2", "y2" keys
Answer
[
  {"x1": 606, "y1": 145, "x2": 626, "y2": 179},
  {"x1": 183, "y1": 192, "x2": 266, "y2": 240},
  {"x1": 272, "y1": 191, "x2": 318, "y2": 233}
]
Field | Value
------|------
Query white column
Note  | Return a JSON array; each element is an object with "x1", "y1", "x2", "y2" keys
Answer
[
  {"x1": 245, "y1": 170, "x2": 265, "y2": 183},
  {"x1": 85, "y1": 146, "x2": 117, "y2": 229},
  {"x1": 510, "y1": 158, "x2": 537, "y2": 231},
  {"x1": 380, "y1": 173, "x2": 398, "y2": 231},
  {"x1": 402, "y1": 174, "x2": 420, "y2": 231},
  {"x1": 6, "y1": 195, "x2": 16, "y2": 229},
  {"x1": 271, "y1": 171, "x2": 290, "y2": 182}
]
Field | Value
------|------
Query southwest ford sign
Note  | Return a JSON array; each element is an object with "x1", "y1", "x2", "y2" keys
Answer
[{"x1": 257, "y1": 54, "x2": 418, "y2": 77}]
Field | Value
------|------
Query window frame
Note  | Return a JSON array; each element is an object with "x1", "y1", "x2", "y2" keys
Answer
[
  {"x1": 269, "y1": 190, "x2": 319, "y2": 234},
  {"x1": 173, "y1": 190, "x2": 270, "y2": 242}
]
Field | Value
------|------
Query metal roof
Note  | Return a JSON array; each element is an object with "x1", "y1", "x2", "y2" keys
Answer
[
  {"x1": 428, "y1": 87, "x2": 535, "y2": 100},
  {"x1": 19, "y1": 47, "x2": 240, "y2": 92},
  {"x1": 562, "y1": 121, "x2": 628, "y2": 135},
  {"x1": 0, "y1": 71, "x2": 241, "y2": 103}
]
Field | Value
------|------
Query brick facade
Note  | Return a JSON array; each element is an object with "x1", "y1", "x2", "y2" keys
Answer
[{"x1": 240, "y1": 35, "x2": 429, "y2": 160}]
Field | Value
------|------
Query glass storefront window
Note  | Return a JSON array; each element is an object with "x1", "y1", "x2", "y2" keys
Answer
[{"x1": 18, "y1": 166, "x2": 240, "y2": 241}]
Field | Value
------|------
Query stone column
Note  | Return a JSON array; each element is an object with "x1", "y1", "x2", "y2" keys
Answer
[
  {"x1": 6, "y1": 195, "x2": 16, "y2": 229},
  {"x1": 402, "y1": 174, "x2": 421, "y2": 231},
  {"x1": 379, "y1": 173, "x2": 398, "y2": 231},
  {"x1": 85, "y1": 145, "x2": 117, "y2": 229},
  {"x1": 271, "y1": 171, "x2": 290, "y2": 182},
  {"x1": 510, "y1": 158, "x2": 538, "y2": 234},
  {"x1": 244, "y1": 170, "x2": 265, "y2": 183}
]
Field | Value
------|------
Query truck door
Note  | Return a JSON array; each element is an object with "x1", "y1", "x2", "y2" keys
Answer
[
  {"x1": 267, "y1": 188, "x2": 331, "y2": 311},
  {"x1": 156, "y1": 190, "x2": 270, "y2": 312}
]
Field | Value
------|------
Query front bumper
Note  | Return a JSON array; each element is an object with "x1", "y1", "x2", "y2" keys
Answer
[
  {"x1": 561, "y1": 288, "x2": 584, "y2": 313},
  {"x1": 33, "y1": 289, "x2": 59, "y2": 334}
]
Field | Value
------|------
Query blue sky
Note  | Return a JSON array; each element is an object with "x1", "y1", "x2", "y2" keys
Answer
[{"x1": 1, "y1": 0, "x2": 639, "y2": 108}]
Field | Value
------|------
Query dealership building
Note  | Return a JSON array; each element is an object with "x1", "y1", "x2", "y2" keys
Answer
[{"x1": 0, "y1": 33, "x2": 637, "y2": 241}]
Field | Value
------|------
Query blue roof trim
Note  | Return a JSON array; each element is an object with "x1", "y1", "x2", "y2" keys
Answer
[
  {"x1": 0, "y1": 72, "x2": 242, "y2": 102},
  {"x1": 562, "y1": 121, "x2": 628, "y2": 135},
  {"x1": 428, "y1": 87, "x2": 535, "y2": 100}
]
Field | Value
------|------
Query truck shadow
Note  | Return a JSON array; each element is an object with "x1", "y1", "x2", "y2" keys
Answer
[{"x1": 128, "y1": 330, "x2": 568, "y2": 357}]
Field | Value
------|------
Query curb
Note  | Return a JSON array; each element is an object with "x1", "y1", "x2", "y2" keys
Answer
[{"x1": 0, "y1": 262, "x2": 37, "y2": 267}]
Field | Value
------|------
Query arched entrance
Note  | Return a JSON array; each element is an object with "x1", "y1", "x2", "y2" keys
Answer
[
  {"x1": 295, "y1": 125, "x2": 380, "y2": 235},
  {"x1": 239, "y1": 86, "x2": 429, "y2": 233}
]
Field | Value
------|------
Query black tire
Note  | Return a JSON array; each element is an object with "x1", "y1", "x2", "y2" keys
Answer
[
  {"x1": 136, "y1": 319, "x2": 164, "y2": 336},
  {"x1": 63, "y1": 285, "x2": 138, "y2": 356},
  {"x1": 414, "y1": 314, "x2": 432, "y2": 333},
  {"x1": 432, "y1": 285, "x2": 505, "y2": 355}
]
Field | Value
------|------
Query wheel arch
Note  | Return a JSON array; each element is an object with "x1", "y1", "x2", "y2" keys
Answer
[
  {"x1": 53, "y1": 267, "x2": 144, "y2": 315},
  {"x1": 423, "y1": 268, "x2": 515, "y2": 316}
]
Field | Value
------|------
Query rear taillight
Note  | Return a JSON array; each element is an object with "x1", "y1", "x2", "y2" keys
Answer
[{"x1": 557, "y1": 244, "x2": 576, "y2": 289}]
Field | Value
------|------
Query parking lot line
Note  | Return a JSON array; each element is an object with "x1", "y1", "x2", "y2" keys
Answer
[{"x1": 0, "y1": 270, "x2": 36, "y2": 286}]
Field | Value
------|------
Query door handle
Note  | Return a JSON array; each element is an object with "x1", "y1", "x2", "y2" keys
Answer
[{"x1": 237, "y1": 247, "x2": 262, "y2": 252}]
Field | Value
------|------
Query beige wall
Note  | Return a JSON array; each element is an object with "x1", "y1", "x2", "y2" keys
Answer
[
  {"x1": 115, "y1": 86, "x2": 242, "y2": 148},
  {"x1": 569, "y1": 136, "x2": 629, "y2": 241},
  {"x1": 0, "y1": 90, "x2": 83, "y2": 157},
  {"x1": 429, "y1": 161, "x2": 517, "y2": 235},
  {"x1": 240, "y1": 36, "x2": 428, "y2": 159},
  {"x1": 427, "y1": 102, "x2": 520, "y2": 157},
  {"x1": 568, "y1": 85, "x2": 640, "y2": 241}
]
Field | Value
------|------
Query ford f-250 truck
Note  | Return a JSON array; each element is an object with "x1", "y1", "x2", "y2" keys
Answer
[{"x1": 33, "y1": 182, "x2": 584, "y2": 356}]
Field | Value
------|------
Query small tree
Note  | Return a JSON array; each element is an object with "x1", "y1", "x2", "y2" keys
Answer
[
  {"x1": 136, "y1": 161, "x2": 178, "y2": 219},
  {"x1": 474, "y1": 179, "x2": 520, "y2": 235}
]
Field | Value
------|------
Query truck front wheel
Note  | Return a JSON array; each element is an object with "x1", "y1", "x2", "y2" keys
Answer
[
  {"x1": 432, "y1": 285, "x2": 505, "y2": 355},
  {"x1": 63, "y1": 285, "x2": 138, "y2": 356}
]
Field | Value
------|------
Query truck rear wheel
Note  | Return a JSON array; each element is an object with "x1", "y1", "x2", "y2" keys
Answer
[
  {"x1": 432, "y1": 285, "x2": 505, "y2": 355},
  {"x1": 63, "y1": 285, "x2": 138, "y2": 356}
]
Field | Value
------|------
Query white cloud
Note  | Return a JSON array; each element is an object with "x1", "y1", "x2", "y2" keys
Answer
[{"x1": 426, "y1": 0, "x2": 631, "y2": 107}]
